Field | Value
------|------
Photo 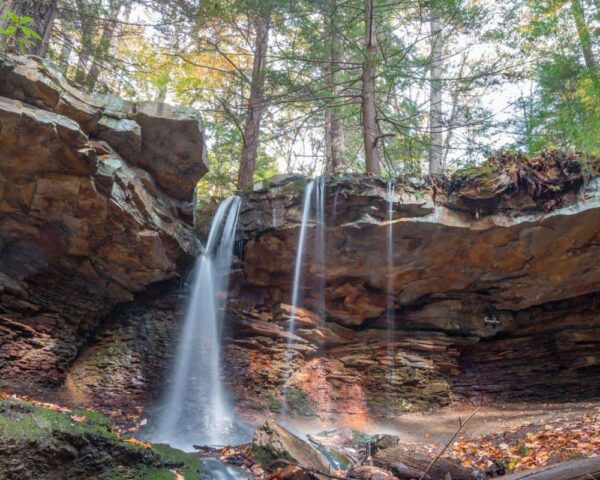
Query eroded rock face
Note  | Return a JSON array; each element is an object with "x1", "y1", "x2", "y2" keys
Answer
[
  {"x1": 0, "y1": 54, "x2": 204, "y2": 395},
  {"x1": 220, "y1": 154, "x2": 600, "y2": 419},
  {"x1": 0, "y1": 53, "x2": 207, "y2": 199}
]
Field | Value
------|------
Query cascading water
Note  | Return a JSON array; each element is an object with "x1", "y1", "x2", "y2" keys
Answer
[
  {"x1": 283, "y1": 177, "x2": 327, "y2": 411},
  {"x1": 386, "y1": 181, "x2": 395, "y2": 387},
  {"x1": 152, "y1": 196, "x2": 243, "y2": 450},
  {"x1": 314, "y1": 176, "x2": 326, "y2": 329},
  {"x1": 284, "y1": 181, "x2": 314, "y2": 396}
]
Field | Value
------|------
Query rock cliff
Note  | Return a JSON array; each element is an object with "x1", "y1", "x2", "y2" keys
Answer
[
  {"x1": 223, "y1": 153, "x2": 600, "y2": 419},
  {"x1": 0, "y1": 53, "x2": 206, "y2": 396}
]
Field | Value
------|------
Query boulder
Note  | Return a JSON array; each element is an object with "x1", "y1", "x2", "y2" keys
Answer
[
  {"x1": 133, "y1": 101, "x2": 208, "y2": 199},
  {"x1": 251, "y1": 420, "x2": 332, "y2": 473}
]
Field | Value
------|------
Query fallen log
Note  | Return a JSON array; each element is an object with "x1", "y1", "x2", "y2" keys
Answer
[
  {"x1": 373, "y1": 448, "x2": 484, "y2": 480},
  {"x1": 497, "y1": 457, "x2": 600, "y2": 480}
]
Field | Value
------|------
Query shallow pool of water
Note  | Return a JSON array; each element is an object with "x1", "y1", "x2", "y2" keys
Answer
[{"x1": 200, "y1": 457, "x2": 248, "y2": 480}]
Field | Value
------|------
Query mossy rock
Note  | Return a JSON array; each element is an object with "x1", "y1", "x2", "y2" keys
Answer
[
  {"x1": 284, "y1": 388, "x2": 317, "y2": 417},
  {"x1": 0, "y1": 398, "x2": 202, "y2": 480}
]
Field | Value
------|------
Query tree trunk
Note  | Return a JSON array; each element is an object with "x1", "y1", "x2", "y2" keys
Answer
[
  {"x1": 57, "y1": 19, "x2": 72, "y2": 73},
  {"x1": 362, "y1": 0, "x2": 381, "y2": 176},
  {"x1": 570, "y1": 0, "x2": 597, "y2": 75},
  {"x1": 428, "y1": 10, "x2": 444, "y2": 174},
  {"x1": 325, "y1": 0, "x2": 347, "y2": 175},
  {"x1": 237, "y1": 10, "x2": 271, "y2": 192},
  {"x1": 86, "y1": 4, "x2": 122, "y2": 90},
  {"x1": 74, "y1": 0, "x2": 93, "y2": 86},
  {"x1": 4, "y1": 0, "x2": 58, "y2": 56},
  {"x1": 0, "y1": 0, "x2": 15, "y2": 46},
  {"x1": 374, "y1": 447, "x2": 480, "y2": 480}
]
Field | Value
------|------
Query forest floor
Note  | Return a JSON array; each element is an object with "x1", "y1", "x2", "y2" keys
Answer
[{"x1": 280, "y1": 400, "x2": 600, "y2": 476}]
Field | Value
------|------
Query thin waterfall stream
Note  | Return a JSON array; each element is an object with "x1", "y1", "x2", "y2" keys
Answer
[
  {"x1": 386, "y1": 181, "x2": 396, "y2": 387},
  {"x1": 283, "y1": 177, "x2": 327, "y2": 412},
  {"x1": 151, "y1": 196, "x2": 247, "y2": 450},
  {"x1": 284, "y1": 180, "x2": 315, "y2": 412}
]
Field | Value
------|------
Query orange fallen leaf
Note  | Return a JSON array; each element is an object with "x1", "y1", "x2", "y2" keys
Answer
[
  {"x1": 127, "y1": 438, "x2": 152, "y2": 449},
  {"x1": 70, "y1": 415, "x2": 87, "y2": 423}
]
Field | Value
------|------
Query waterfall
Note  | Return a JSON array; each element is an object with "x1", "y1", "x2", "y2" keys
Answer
[
  {"x1": 283, "y1": 177, "x2": 328, "y2": 411},
  {"x1": 153, "y1": 196, "x2": 242, "y2": 450},
  {"x1": 386, "y1": 181, "x2": 395, "y2": 387},
  {"x1": 314, "y1": 176, "x2": 326, "y2": 330},
  {"x1": 284, "y1": 181, "x2": 314, "y2": 385}
]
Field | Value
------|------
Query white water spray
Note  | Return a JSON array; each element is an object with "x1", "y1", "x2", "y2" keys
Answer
[
  {"x1": 153, "y1": 196, "x2": 242, "y2": 450},
  {"x1": 386, "y1": 181, "x2": 395, "y2": 386}
]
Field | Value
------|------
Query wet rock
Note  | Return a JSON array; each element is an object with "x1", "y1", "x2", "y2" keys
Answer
[
  {"x1": 133, "y1": 101, "x2": 208, "y2": 199},
  {"x1": 95, "y1": 115, "x2": 142, "y2": 163},
  {"x1": 251, "y1": 420, "x2": 332, "y2": 473}
]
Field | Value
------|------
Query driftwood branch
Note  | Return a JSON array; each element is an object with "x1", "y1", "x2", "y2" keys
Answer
[{"x1": 418, "y1": 407, "x2": 480, "y2": 480}]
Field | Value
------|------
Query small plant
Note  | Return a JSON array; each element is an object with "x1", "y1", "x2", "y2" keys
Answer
[{"x1": 0, "y1": 12, "x2": 42, "y2": 53}]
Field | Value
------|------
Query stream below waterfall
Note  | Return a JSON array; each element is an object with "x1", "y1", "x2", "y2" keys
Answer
[{"x1": 200, "y1": 458, "x2": 247, "y2": 480}]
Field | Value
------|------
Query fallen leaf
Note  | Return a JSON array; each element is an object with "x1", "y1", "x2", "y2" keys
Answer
[{"x1": 127, "y1": 438, "x2": 152, "y2": 449}]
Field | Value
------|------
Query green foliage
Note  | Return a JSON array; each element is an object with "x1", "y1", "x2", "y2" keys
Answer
[
  {"x1": 0, "y1": 11, "x2": 42, "y2": 53},
  {"x1": 506, "y1": 0, "x2": 600, "y2": 155}
]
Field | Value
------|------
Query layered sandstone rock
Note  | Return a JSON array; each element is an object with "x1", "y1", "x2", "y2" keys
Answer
[
  {"x1": 220, "y1": 153, "x2": 600, "y2": 419},
  {"x1": 0, "y1": 53, "x2": 205, "y2": 394}
]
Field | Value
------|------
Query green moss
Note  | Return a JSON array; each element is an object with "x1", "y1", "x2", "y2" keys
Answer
[
  {"x1": 0, "y1": 398, "x2": 116, "y2": 442},
  {"x1": 284, "y1": 388, "x2": 316, "y2": 416},
  {"x1": 152, "y1": 444, "x2": 203, "y2": 479},
  {"x1": 282, "y1": 178, "x2": 309, "y2": 194},
  {"x1": 453, "y1": 161, "x2": 498, "y2": 181},
  {"x1": 249, "y1": 445, "x2": 279, "y2": 466},
  {"x1": 0, "y1": 398, "x2": 202, "y2": 480}
]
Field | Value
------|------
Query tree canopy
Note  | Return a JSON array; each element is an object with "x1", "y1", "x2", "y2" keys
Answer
[{"x1": 1, "y1": 0, "x2": 598, "y2": 193}]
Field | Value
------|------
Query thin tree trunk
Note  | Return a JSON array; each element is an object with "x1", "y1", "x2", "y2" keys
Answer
[
  {"x1": 0, "y1": 0, "x2": 15, "y2": 47},
  {"x1": 570, "y1": 0, "x2": 597, "y2": 75},
  {"x1": 5, "y1": 0, "x2": 58, "y2": 56},
  {"x1": 325, "y1": 0, "x2": 347, "y2": 175},
  {"x1": 86, "y1": 4, "x2": 122, "y2": 90},
  {"x1": 442, "y1": 54, "x2": 466, "y2": 168},
  {"x1": 74, "y1": 0, "x2": 93, "y2": 86},
  {"x1": 0, "y1": 1, "x2": 15, "y2": 27},
  {"x1": 362, "y1": 0, "x2": 381, "y2": 176},
  {"x1": 325, "y1": 108, "x2": 333, "y2": 171},
  {"x1": 428, "y1": 10, "x2": 444, "y2": 174},
  {"x1": 58, "y1": 17, "x2": 73, "y2": 73},
  {"x1": 237, "y1": 10, "x2": 271, "y2": 191}
]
